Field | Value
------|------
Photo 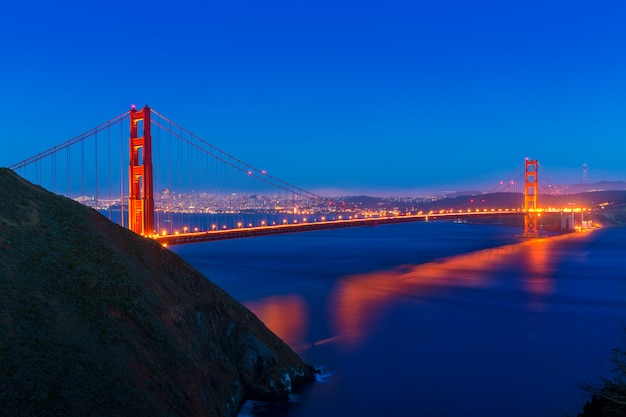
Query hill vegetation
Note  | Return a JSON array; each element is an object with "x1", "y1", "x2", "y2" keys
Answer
[
  {"x1": 578, "y1": 330, "x2": 626, "y2": 417},
  {"x1": 0, "y1": 168, "x2": 315, "y2": 417}
]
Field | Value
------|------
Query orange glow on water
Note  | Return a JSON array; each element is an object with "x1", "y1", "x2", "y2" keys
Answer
[
  {"x1": 521, "y1": 237, "x2": 556, "y2": 312},
  {"x1": 330, "y1": 246, "x2": 510, "y2": 349},
  {"x1": 244, "y1": 295, "x2": 309, "y2": 351},
  {"x1": 330, "y1": 231, "x2": 595, "y2": 349}
]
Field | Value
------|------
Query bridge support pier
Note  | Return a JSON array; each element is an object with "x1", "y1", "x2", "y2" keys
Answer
[
  {"x1": 523, "y1": 159, "x2": 539, "y2": 238},
  {"x1": 561, "y1": 212, "x2": 575, "y2": 231},
  {"x1": 128, "y1": 105, "x2": 154, "y2": 236}
]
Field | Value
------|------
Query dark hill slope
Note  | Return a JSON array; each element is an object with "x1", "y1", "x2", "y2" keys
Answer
[{"x1": 0, "y1": 168, "x2": 314, "y2": 417}]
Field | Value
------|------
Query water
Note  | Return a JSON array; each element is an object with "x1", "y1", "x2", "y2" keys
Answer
[{"x1": 172, "y1": 222, "x2": 626, "y2": 417}]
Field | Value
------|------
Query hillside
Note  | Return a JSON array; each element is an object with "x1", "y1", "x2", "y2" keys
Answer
[{"x1": 0, "y1": 168, "x2": 315, "y2": 417}]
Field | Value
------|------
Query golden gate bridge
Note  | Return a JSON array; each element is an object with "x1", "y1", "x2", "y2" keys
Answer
[{"x1": 9, "y1": 105, "x2": 571, "y2": 245}]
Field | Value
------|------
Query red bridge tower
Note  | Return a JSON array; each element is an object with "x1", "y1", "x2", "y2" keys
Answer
[
  {"x1": 128, "y1": 105, "x2": 155, "y2": 236},
  {"x1": 523, "y1": 159, "x2": 539, "y2": 237}
]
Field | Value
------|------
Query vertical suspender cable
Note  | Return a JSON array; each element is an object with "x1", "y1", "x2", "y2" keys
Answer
[
  {"x1": 168, "y1": 119, "x2": 172, "y2": 234},
  {"x1": 178, "y1": 125, "x2": 182, "y2": 233},
  {"x1": 187, "y1": 130, "x2": 192, "y2": 233},
  {"x1": 120, "y1": 121, "x2": 124, "y2": 228},
  {"x1": 108, "y1": 124, "x2": 112, "y2": 220},
  {"x1": 52, "y1": 152, "x2": 56, "y2": 193},
  {"x1": 67, "y1": 147, "x2": 71, "y2": 198},
  {"x1": 95, "y1": 131, "x2": 98, "y2": 211},
  {"x1": 81, "y1": 139, "x2": 85, "y2": 200},
  {"x1": 154, "y1": 115, "x2": 159, "y2": 234}
]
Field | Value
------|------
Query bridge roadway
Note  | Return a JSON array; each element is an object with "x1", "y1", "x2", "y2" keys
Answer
[{"x1": 154, "y1": 209, "x2": 523, "y2": 246}]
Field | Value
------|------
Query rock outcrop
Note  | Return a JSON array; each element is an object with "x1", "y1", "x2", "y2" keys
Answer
[{"x1": 0, "y1": 168, "x2": 315, "y2": 417}]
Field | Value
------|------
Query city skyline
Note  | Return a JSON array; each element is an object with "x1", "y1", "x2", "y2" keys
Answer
[{"x1": 1, "y1": 1, "x2": 625, "y2": 196}]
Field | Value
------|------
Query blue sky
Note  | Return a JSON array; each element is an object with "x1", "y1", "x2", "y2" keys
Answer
[{"x1": 1, "y1": 0, "x2": 625, "y2": 196}]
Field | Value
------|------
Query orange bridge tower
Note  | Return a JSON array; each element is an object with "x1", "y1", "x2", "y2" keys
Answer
[
  {"x1": 128, "y1": 105, "x2": 155, "y2": 236},
  {"x1": 523, "y1": 159, "x2": 539, "y2": 237}
]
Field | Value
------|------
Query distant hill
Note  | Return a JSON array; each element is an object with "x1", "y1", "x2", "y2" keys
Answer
[
  {"x1": 441, "y1": 190, "x2": 483, "y2": 198},
  {"x1": 554, "y1": 181, "x2": 626, "y2": 194},
  {"x1": 0, "y1": 168, "x2": 315, "y2": 417},
  {"x1": 415, "y1": 190, "x2": 626, "y2": 211},
  {"x1": 336, "y1": 189, "x2": 626, "y2": 212},
  {"x1": 332, "y1": 189, "x2": 626, "y2": 227}
]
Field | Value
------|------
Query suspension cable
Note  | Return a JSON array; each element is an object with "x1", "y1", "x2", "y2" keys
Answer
[
  {"x1": 9, "y1": 111, "x2": 130, "y2": 171},
  {"x1": 149, "y1": 108, "x2": 324, "y2": 201}
]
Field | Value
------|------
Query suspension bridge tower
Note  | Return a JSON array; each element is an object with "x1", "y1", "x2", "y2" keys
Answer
[
  {"x1": 128, "y1": 105, "x2": 155, "y2": 236},
  {"x1": 523, "y1": 159, "x2": 539, "y2": 237}
]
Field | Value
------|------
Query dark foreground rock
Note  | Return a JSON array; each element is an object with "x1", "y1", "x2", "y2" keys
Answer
[{"x1": 0, "y1": 168, "x2": 315, "y2": 417}]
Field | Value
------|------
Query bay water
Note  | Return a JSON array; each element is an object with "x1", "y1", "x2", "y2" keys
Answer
[{"x1": 172, "y1": 222, "x2": 626, "y2": 417}]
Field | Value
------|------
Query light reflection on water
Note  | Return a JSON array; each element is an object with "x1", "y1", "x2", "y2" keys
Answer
[
  {"x1": 521, "y1": 236, "x2": 559, "y2": 312},
  {"x1": 173, "y1": 224, "x2": 626, "y2": 417},
  {"x1": 330, "y1": 244, "x2": 516, "y2": 349},
  {"x1": 244, "y1": 295, "x2": 310, "y2": 351},
  {"x1": 249, "y1": 233, "x2": 592, "y2": 351}
]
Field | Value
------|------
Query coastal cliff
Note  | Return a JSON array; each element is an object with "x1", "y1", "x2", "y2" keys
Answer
[{"x1": 0, "y1": 168, "x2": 315, "y2": 417}]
